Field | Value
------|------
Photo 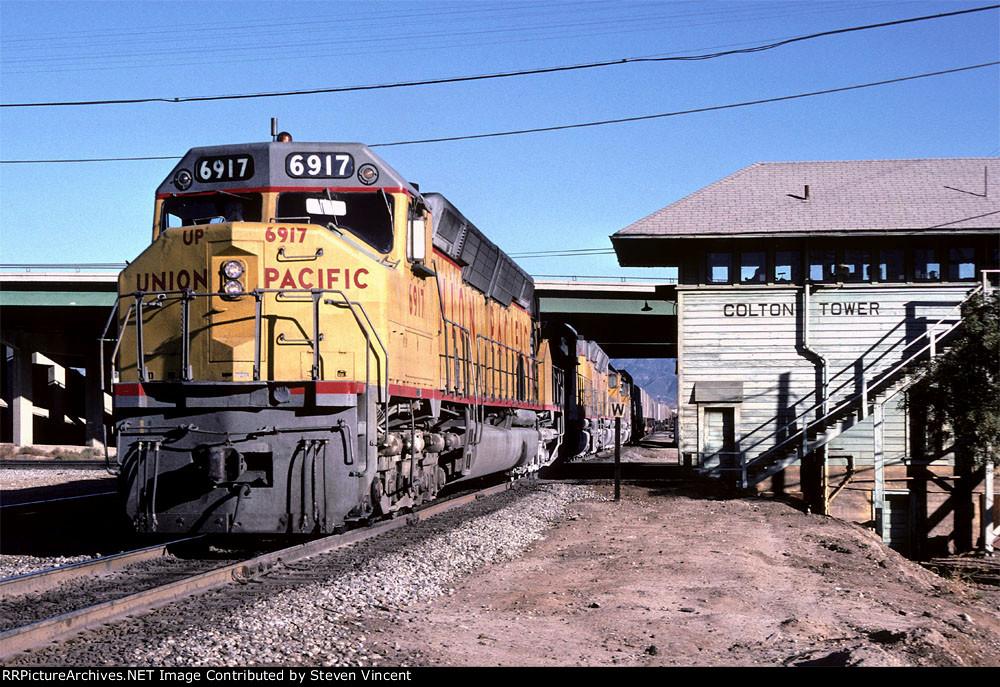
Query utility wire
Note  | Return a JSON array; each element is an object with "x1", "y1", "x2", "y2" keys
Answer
[
  {"x1": 2, "y1": 5, "x2": 994, "y2": 108},
  {"x1": 511, "y1": 248, "x2": 616, "y2": 258},
  {"x1": 0, "y1": 156, "x2": 182, "y2": 164},
  {"x1": 0, "y1": 1, "x2": 605, "y2": 44},
  {"x1": 370, "y1": 62, "x2": 999, "y2": 147},
  {"x1": 2, "y1": 62, "x2": 995, "y2": 164},
  {"x1": 0, "y1": 2, "x2": 921, "y2": 71}
]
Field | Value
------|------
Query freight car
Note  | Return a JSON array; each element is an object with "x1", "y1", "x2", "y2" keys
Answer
[{"x1": 615, "y1": 369, "x2": 671, "y2": 445}]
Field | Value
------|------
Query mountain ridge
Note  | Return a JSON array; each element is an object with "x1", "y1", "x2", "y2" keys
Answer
[{"x1": 610, "y1": 358, "x2": 677, "y2": 408}]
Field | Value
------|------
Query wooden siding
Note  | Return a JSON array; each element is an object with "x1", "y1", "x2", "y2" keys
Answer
[{"x1": 678, "y1": 284, "x2": 973, "y2": 467}]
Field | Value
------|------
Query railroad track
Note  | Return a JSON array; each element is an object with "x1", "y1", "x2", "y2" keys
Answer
[
  {"x1": 1, "y1": 460, "x2": 109, "y2": 470},
  {"x1": 0, "y1": 490, "x2": 118, "y2": 510},
  {"x1": 0, "y1": 536, "x2": 207, "y2": 599},
  {"x1": 0, "y1": 481, "x2": 511, "y2": 660}
]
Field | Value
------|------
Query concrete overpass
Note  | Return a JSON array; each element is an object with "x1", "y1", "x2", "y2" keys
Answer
[
  {"x1": 0, "y1": 269, "x2": 676, "y2": 447},
  {"x1": 1, "y1": 268, "x2": 118, "y2": 447},
  {"x1": 534, "y1": 279, "x2": 677, "y2": 358}
]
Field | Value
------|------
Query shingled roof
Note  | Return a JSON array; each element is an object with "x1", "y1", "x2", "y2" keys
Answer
[{"x1": 613, "y1": 158, "x2": 1000, "y2": 240}]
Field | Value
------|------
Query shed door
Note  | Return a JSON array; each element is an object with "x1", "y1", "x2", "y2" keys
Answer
[{"x1": 703, "y1": 408, "x2": 734, "y2": 469}]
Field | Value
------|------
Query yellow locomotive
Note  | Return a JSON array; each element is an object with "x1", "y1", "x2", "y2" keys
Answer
[
  {"x1": 609, "y1": 365, "x2": 632, "y2": 445},
  {"x1": 111, "y1": 136, "x2": 564, "y2": 534}
]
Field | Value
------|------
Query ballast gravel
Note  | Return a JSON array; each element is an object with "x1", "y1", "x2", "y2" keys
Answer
[
  {"x1": 5, "y1": 482, "x2": 596, "y2": 667},
  {"x1": 1, "y1": 468, "x2": 113, "y2": 578},
  {"x1": 0, "y1": 554, "x2": 96, "y2": 580},
  {"x1": 1, "y1": 468, "x2": 110, "y2": 491}
]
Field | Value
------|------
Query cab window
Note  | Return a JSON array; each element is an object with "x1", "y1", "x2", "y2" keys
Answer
[
  {"x1": 162, "y1": 193, "x2": 262, "y2": 228},
  {"x1": 277, "y1": 191, "x2": 394, "y2": 254}
]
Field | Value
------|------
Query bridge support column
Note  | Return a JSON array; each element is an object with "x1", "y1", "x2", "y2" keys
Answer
[
  {"x1": 9, "y1": 344, "x2": 34, "y2": 447},
  {"x1": 36, "y1": 353, "x2": 66, "y2": 441}
]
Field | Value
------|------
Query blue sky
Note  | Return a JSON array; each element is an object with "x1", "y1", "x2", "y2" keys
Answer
[{"x1": 0, "y1": 0, "x2": 997, "y2": 279}]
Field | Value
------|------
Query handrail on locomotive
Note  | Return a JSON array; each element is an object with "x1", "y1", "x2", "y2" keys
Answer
[{"x1": 100, "y1": 284, "x2": 390, "y2": 473}]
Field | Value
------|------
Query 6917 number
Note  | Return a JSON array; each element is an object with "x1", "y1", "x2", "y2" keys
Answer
[
  {"x1": 195, "y1": 155, "x2": 254, "y2": 182},
  {"x1": 286, "y1": 152, "x2": 354, "y2": 179}
]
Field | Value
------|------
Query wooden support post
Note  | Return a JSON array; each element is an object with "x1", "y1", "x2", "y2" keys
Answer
[
  {"x1": 614, "y1": 416, "x2": 621, "y2": 502},
  {"x1": 820, "y1": 446, "x2": 829, "y2": 516},
  {"x1": 873, "y1": 403, "x2": 885, "y2": 541}
]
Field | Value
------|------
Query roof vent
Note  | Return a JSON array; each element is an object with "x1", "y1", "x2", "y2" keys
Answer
[{"x1": 787, "y1": 184, "x2": 809, "y2": 201}]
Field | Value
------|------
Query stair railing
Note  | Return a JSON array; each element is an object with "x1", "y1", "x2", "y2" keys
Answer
[{"x1": 741, "y1": 282, "x2": 986, "y2": 478}]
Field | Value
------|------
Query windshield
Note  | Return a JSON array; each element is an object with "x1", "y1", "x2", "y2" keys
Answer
[
  {"x1": 277, "y1": 191, "x2": 394, "y2": 254},
  {"x1": 162, "y1": 193, "x2": 262, "y2": 228}
]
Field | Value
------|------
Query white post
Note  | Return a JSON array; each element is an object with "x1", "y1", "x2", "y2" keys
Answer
[
  {"x1": 873, "y1": 403, "x2": 885, "y2": 541},
  {"x1": 859, "y1": 376, "x2": 868, "y2": 420}
]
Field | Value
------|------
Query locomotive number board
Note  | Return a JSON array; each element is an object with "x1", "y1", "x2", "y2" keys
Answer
[
  {"x1": 195, "y1": 154, "x2": 255, "y2": 183},
  {"x1": 285, "y1": 152, "x2": 355, "y2": 179}
]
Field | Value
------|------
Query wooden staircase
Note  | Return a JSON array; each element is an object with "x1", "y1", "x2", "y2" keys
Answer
[{"x1": 738, "y1": 283, "x2": 987, "y2": 489}]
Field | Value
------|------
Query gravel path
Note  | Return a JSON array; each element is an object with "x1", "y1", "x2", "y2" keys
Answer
[{"x1": 3, "y1": 482, "x2": 594, "y2": 667}]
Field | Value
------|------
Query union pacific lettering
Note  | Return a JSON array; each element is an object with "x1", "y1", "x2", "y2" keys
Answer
[
  {"x1": 264, "y1": 267, "x2": 369, "y2": 290},
  {"x1": 136, "y1": 269, "x2": 208, "y2": 291}
]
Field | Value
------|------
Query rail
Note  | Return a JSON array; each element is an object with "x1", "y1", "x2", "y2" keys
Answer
[
  {"x1": 0, "y1": 537, "x2": 204, "y2": 597},
  {"x1": 439, "y1": 319, "x2": 475, "y2": 398},
  {"x1": 0, "y1": 481, "x2": 512, "y2": 661},
  {"x1": 430, "y1": 259, "x2": 480, "y2": 429},
  {"x1": 475, "y1": 333, "x2": 541, "y2": 406},
  {"x1": 429, "y1": 259, "x2": 543, "y2": 430}
]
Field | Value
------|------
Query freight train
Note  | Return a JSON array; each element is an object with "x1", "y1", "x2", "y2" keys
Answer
[{"x1": 107, "y1": 135, "x2": 667, "y2": 535}]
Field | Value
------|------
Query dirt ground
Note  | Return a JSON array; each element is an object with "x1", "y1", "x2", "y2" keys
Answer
[{"x1": 369, "y1": 468, "x2": 1000, "y2": 666}]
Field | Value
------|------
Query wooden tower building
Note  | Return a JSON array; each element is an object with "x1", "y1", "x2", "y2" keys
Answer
[{"x1": 612, "y1": 158, "x2": 998, "y2": 557}]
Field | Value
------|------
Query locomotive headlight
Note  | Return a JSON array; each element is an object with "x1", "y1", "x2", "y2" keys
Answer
[
  {"x1": 357, "y1": 163, "x2": 379, "y2": 185},
  {"x1": 222, "y1": 260, "x2": 244, "y2": 279},
  {"x1": 223, "y1": 279, "x2": 244, "y2": 296}
]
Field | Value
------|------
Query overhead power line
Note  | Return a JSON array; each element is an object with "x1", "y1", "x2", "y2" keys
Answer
[
  {"x1": 0, "y1": 1, "x2": 607, "y2": 44},
  {"x1": 2, "y1": 62, "x2": 996, "y2": 165},
  {"x1": 0, "y1": 156, "x2": 182, "y2": 164},
  {"x1": 511, "y1": 248, "x2": 616, "y2": 258},
  {"x1": 2, "y1": 5, "x2": 995, "y2": 109},
  {"x1": 0, "y1": 2, "x2": 946, "y2": 74},
  {"x1": 374, "y1": 62, "x2": 1000, "y2": 147}
]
